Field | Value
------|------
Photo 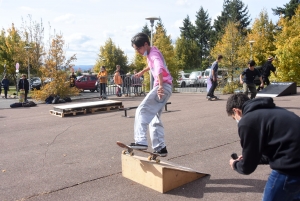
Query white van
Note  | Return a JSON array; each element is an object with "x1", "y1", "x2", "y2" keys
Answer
[{"x1": 203, "y1": 68, "x2": 228, "y2": 86}]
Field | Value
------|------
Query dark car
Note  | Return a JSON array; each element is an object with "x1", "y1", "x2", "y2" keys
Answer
[
  {"x1": 30, "y1": 77, "x2": 42, "y2": 90},
  {"x1": 75, "y1": 75, "x2": 98, "y2": 92}
]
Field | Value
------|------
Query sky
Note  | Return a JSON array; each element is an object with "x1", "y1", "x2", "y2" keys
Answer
[{"x1": 0, "y1": 0, "x2": 290, "y2": 66}]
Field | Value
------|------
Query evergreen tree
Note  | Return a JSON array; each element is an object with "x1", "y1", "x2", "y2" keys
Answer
[
  {"x1": 179, "y1": 15, "x2": 195, "y2": 40},
  {"x1": 213, "y1": 0, "x2": 251, "y2": 41},
  {"x1": 94, "y1": 38, "x2": 128, "y2": 74},
  {"x1": 141, "y1": 23, "x2": 151, "y2": 38},
  {"x1": 272, "y1": 0, "x2": 300, "y2": 19},
  {"x1": 194, "y1": 7, "x2": 212, "y2": 68}
]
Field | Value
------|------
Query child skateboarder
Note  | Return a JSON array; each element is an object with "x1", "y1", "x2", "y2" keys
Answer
[{"x1": 128, "y1": 32, "x2": 173, "y2": 157}]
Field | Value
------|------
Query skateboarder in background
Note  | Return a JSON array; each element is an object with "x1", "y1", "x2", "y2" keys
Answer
[
  {"x1": 207, "y1": 55, "x2": 223, "y2": 100},
  {"x1": 97, "y1": 66, "x2": 108, "y2": 99},
  {"x1": 129, "y1": 32, "x2": 172, "y2": 156},
  {"x1": 261, "y1": 56, "x2": 276, "y2": 86},
  {"x1": 69, "y1": 72, "x2": 77, "y2": 87},
  {"x1": 226, "y1": 93, "x2": 300, "y2": 201},
  {"x1": 240, "y1": 60, "x2": 264, "y2": 99}
]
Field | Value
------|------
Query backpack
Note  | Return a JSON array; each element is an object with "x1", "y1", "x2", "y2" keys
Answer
[
  {"x1": 22, "y1": 101, "x2": 37, "y2": 107},
  {"x1": 10, "y1": 102, "x2": 23, "y2": 108}
]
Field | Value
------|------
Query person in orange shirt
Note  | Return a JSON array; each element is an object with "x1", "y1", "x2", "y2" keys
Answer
[
  {"x1": 113, "y1": 70, "x2": 123, "y2": 97},
  {"x1": 97, "y1": 66, "x2": 108, "y2": 99}
]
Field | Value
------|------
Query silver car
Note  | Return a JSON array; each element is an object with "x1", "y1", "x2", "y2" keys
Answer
[
  {"x1": 189, "y1": 71, "x2": 203, "y2": 87},
  {"x1": 177, "y1": 72, "x2": 190, "y2": 87}
]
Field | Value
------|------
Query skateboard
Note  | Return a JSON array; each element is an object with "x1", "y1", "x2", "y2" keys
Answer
[
  {"x1": 207, "y1": 96, "x2": 220, "y2": 101},
  {"x1": 116, "y1": 141, "x2": 161, "y2": 163}
]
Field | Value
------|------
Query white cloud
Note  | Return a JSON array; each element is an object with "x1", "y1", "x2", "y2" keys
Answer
[
  {"x1": 173, "y1": 19, "x2": 183, "y2": 28},
  {"x1": 176, "y1": 0, "x2": 191, "y2": 6},
  {"x1": 54, "y1": 13, "x2": 75, "y2": 24},
  {"x1": 19, "y1": 6, "x2": 35, "y2": 12}
]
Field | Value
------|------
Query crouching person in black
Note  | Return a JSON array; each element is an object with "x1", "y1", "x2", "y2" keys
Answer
[{"x1": 226, "y1": 93, "x2": 300, "y2": 201}]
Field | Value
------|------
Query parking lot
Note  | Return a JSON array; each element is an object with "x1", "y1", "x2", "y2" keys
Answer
[{"x1": 1, "y1": 91, "x2": 299, "y2": 201}]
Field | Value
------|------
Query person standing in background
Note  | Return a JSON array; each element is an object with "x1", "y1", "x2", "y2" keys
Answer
[{"x1": 1, "y1": 75, "x2": 9, "y2": 99}]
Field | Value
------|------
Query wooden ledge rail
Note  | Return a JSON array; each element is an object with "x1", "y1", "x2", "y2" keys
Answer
[{"x1": 120, "y1": 102, "x2": 171, "y2": 118}]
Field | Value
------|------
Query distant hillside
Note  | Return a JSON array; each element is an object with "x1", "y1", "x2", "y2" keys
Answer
[{"x1": 73, "y1": 65, "x2": 94, "y2": 72}]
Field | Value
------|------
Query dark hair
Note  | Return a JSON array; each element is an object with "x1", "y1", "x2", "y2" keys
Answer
[
  {"x1": 248, "y1": 60, "x2": 256, "y2": 67},
  {"x1": 226, "y1": 93, "x2": 250, "y2": 116},
  {"x1": 131, "y1": 33, "x2": 150, "y2": 48},
  {"x1": 217, "y1": 55, "x2": 223, "y2": 60},
  {"x1": 101, "y1": 66, "x2": 106, "y2": 70}
]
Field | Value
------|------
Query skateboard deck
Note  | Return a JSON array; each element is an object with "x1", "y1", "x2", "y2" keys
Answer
[{"x1": 116, "y1": 141, "x2": 161, "y2": 163}]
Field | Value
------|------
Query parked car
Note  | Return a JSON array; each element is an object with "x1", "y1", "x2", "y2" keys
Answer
[
  {"x1": 30, "y1": 77, "x2": 42, "y2": 90},
  {"x1": 177, "y1": 72, "x2": 190, "y2": 87},
  {"x1": 188, "y1": 71, "x2": 203, "y2": 87},
  {"x1": 203, "y1": 68, "x2": 228, "y2": 87},
  {"x1": 75, "y1": 75, "x2": 98, "y2": 92},
  {"x1": 198, "y1": 71, "x2": 206, "y2": 87}
]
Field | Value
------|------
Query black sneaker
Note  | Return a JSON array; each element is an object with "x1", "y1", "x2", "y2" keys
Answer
[
  {"x1": 128, "y1": 143, "x2": 148, "y2": 150},
  {"x1": 153, "y1": 146, "x2": 168, "y2": 157}
]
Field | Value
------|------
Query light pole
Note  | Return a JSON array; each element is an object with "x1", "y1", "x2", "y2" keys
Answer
[
  {"x1": 145, "y1": 17, "x2": 159, "y2": 90},
  {"x1": 24, "y1": 45, "x2": 32, "y2": 92},
  {"x1": 249, "y1": 40, "x2": 255, "y2": 60}
]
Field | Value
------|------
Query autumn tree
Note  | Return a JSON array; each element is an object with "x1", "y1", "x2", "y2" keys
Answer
[
  {"x1": 94, "y1": 38, "x2": 128, "y2": 74},
  {"x1": 211, "y1": 21, "x2": 246, "y2": 92},
  {"x1": 0, "y1": 24, "x2": 27, "y2": 85},
  {"x1": 244, "y1": 10, "x2": 276, "y2": 66},
  {"x1": 153, "y1": 21, "x2": 178, "y2": 88},
  {"x1": 273, "y1": 5, "x2": 300, "y2": 83},
  {"x1": 32, "y1": 34, "x2": 79, "y2": 101}
]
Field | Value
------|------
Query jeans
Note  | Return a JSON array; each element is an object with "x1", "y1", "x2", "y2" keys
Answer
[
  {"x1": 134, "y1": 83, "x2": 172, "y2": 151},
  {"x1": 207, "y1": 79, "x2": 218, "y2": 97},
  {"x1": 243, "y1": 83, "x2": 257, "y2": 99},
  {"x1": 99, "y1": 83, "x2": 106, "y2": 96},
  {"x1": 262, "y1": 170, "x2": 300, "y2": 201}
]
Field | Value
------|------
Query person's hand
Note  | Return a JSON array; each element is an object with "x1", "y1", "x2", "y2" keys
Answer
[
  {"x1": 240, "y1": 80, "x2": 243, "y2": 84},
  {"x1": 135, "y1": 72, "x2": 142, "y2": 78},
  {"x1": 260, "y1": 83, "x2": 264, "y2": 88},
  {"x1": 229, "y1": 159, "x2": 236, "y2": 170},
  {"x1": 213, "y1": 77, "x2": 216, "y2": 82},
  {"x1": 157, "y1": 85, "x2": 164, "y2": 100}
]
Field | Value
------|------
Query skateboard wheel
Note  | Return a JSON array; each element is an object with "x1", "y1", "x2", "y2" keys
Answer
[
  {"x1": 147, "y1": 155, "x2": 152, "y2": 161},
  {"x1": 155, "y1": 159, "x2": 160, "y2": 163},
  {"x1": 122, "y1": 150, "x2": 126, "y2": 155},
  {"x1": 129, "y1": 152, "x2": 134, "y2": 156}
]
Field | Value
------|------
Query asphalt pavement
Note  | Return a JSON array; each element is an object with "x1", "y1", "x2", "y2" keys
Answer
[{"x1": 1, "y1": 89, "x2": 299, "y2": 201}]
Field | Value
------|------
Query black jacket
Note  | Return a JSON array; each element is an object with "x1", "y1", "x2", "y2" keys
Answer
[
  {"x1": 18, "y1": 79, "x2": 29, "y2": 91},
  {"x1": 233, "y1": 97, "x2": 300, "y2": 176},
  {"x1": 262, "y1": 61, "x2": 276, "y2": 77}
]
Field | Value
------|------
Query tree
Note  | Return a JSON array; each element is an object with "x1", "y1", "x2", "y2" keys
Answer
[
  {"x1": 211, "y1": 21, "x2": 246, "y2": 92},
  {"x1": 272, "y1": 0, "x2": 300, "y2": 19},
  {"x1": 141, "y1": 23, "x2": 151, "y2": 38},
  {"x1": 94, "y1": 38, "x2": 128, "y2": 74},
  {"x1": 174, "y1": 37, "x2": 199, "y2": 70},
  {"x1": 179, "y1": 15, "x2": 195, "y2": 40},
  {"x1": 21, "y1": 15, "x2": 45, "y2": 76},
  {"x1": 194, "y1": 7, "x2": 212, "y2": 68},
  {"x1": 213, "y1": 0, "x2": 251, "y2": 42},
  {"x1": 32, "y1": 34, "x2": 78, "y2": 101},
  {"x1": 273, "y1": 5, "x2": 300, "y2": 83},
  {"x1": 153, "y1": 22, "x2": 178, "y2": 88},
  {"x1": 245, "y1": 10, "x2": 276, "y2": 66},
  {"x1": 0, "y1": 24, "x2": 27, "y2": 85}
]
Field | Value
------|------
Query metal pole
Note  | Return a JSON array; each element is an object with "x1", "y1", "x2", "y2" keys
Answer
[
  {"x1": 28, "y1": 56, "x2": 30, "y2": 93},
  {"x1": 150, "y1": 21, "x2": 154, "y2": 90}
]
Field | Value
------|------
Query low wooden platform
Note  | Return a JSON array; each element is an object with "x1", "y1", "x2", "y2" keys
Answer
[{"x1": 50, "y1": 100, "x2": 123, "y2": 117}]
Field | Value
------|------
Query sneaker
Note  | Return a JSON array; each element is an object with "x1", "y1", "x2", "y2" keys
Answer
[
  {"x1": 153, "y1": 146, "x2": 168, "y2": 157},
  {"x1": 128, "y1": 143, "x2": 148, "y2": 150},
  {"x1": 206, "y1": 96, "x2": 212, "y2": 99}
]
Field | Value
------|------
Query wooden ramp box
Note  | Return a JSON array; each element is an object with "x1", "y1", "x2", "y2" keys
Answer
[
  {"x1": 121, "y1": 154, "x2": 208, "y2": 193},
  {"x1": 50, "y1": 100, "x2": 123, "y2": 117}
]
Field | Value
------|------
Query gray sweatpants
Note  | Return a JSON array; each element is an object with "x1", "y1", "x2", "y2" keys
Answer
[{"x1": 134, "y1": 83, "x2": 172, "y2": 151}]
